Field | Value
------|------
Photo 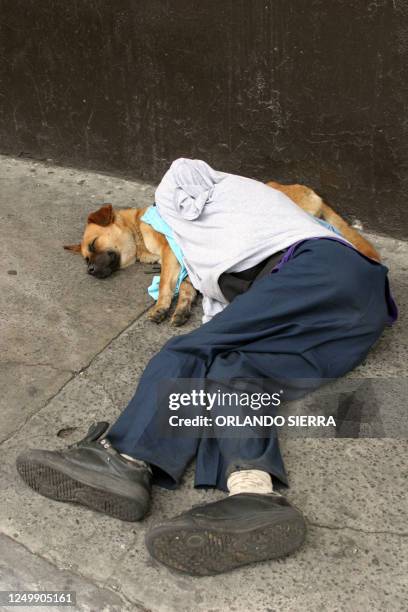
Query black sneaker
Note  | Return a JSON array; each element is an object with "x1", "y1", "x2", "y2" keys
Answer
[
  {"x1": 146, "y1": 493, "x2": 306, "y2": 575},
  {"x1": 16, "y1": 422, "x2": 151, "y2": 522}
]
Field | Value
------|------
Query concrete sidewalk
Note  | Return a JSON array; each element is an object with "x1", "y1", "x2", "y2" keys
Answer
[{"x1": 1, "y1": 156, "x2": 407, "y2": 612}]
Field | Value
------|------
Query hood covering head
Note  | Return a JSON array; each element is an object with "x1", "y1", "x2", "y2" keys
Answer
[{"x1": 171, "y1": 158, "x2": 227, "y2": 220}]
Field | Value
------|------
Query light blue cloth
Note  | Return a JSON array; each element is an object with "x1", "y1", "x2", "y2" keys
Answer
[
  {"x1": 141, "y1": 205, "x2": 188, "y2": 301},
  {"x1": 313, "y1": 217, "x2": 342, "y2": 236}
]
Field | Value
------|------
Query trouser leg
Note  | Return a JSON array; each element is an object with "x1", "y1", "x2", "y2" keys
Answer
[{"x1": 109, "y1": 240, "x2": 390, "y2": 490}]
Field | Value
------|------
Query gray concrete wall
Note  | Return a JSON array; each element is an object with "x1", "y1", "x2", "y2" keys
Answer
[{"x1": 0, "y1": 1, "x2": 407, "y2": 237}]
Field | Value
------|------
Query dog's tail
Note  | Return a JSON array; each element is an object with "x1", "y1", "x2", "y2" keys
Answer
[
  {"x1": 319, "y1": 201, "x2": 381, "y2": 262},
  {"x1": 267, "y1": 181, "x2": 381, "y2": 262}
]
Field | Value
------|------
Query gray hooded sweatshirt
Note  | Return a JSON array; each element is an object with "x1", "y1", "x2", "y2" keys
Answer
[{"x1": 155, "y1": 158, "x2": 346, "y2": 323}]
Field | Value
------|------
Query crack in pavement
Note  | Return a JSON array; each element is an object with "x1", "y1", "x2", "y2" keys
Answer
[
  {"x1": 0, "y1": 305, "x2": 152, "y2": 448},
  {"x1": 307, "y1": 519, "x2": 408, "y2": 538}
]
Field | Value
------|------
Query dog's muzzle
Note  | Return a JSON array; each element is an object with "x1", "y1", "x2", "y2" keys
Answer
[{"x1": 87, "y1": 251, "x2": 120, "y2": 278}]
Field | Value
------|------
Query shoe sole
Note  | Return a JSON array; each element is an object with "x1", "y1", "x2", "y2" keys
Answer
[
  {"x1": 146, "y1": 512, "x2": 306, "y2": 575},
  {"x1": 16, "y1": 457, "x2": 146, "y2": 522}
]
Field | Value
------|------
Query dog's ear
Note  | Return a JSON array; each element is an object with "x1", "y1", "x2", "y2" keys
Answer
[
  {"x1": 63, "y1": 243, "x2": 82, "y2": 253},
  {"x1": 87, "y1": 204, "x2": 114, "y2": 227}
]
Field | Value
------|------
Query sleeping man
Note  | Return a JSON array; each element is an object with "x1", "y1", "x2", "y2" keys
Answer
[{"x1": 17, "y1": 159, "x2": 397, "y2": 576}]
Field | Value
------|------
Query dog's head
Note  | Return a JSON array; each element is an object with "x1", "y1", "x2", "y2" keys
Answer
[{"x1": 64, "y1": 204, "x2": 137, "y2": 278}]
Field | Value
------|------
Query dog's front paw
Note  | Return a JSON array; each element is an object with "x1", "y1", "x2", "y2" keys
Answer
[
  {"x1": 139, "y1": 251, "x2": 160, "y2": 264},
  {"x1": 171, "y1": 308, "x2": 191, "y2": 327},
  {"x1": 148, "y1": 305, "x2": 169, "y2": 324}
]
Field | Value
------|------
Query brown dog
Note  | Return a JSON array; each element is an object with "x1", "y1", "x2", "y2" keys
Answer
[
  {"x1": 64, "y1": 204, "x2": 197, "y2": 326},
  {"x1": 64, "y1": 182, "x2": 380, "y2": 326}
]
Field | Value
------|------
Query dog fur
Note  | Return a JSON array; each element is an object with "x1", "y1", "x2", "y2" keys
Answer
[{"x1": 64, "y1": 182, "x2": 380, "y2": 326}]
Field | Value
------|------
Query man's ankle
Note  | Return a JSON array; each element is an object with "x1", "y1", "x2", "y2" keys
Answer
[
  {"x1": 120, "y1": 453, "x2": 151, "y2": 471},
  {"x1": 227, "y1": 469, "x2": 273, "y2": 496}
]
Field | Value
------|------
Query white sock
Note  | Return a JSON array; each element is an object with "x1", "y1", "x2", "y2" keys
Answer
[
  {"x1": 120, "y1": 453, "x2": 151, "y2": 472},
  {"x1": 227, "y1": 469, "x2": 273, "y2": 496},
  {"x1": 120, "y1": 453, "x2": 139, "y2": 463}
]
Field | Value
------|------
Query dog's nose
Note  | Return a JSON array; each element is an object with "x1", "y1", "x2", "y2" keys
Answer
[{"x1": 87, "y1": 264, "x2": 96, "y2": 275}]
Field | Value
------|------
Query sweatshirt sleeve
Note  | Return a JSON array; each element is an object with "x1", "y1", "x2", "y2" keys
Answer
[{"x1": 202, "y1": 295, "x2": 227, "y2": 324}]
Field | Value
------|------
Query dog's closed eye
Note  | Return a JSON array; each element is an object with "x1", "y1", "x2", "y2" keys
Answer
[{"x1": 88, "y1": 238, "x2": 97, "y2": 253}]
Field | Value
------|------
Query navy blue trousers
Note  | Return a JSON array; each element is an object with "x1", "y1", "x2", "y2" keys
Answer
[{"x1": 108, "y1": 240, "x2": 392, "y2": 490}]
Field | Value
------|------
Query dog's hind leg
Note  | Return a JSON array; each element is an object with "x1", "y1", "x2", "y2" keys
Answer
[{"x1": 171, "y1": 278, "x2": 197, "y2": 327}]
